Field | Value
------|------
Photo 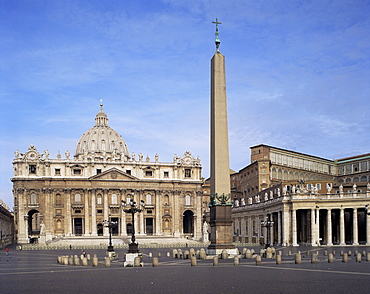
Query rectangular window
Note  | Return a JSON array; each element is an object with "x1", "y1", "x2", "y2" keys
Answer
[
  {"x1": 73, "y1": 169, "x2": 81, "y2": 175},
  {"x1": 96, "y1": 169, "x2": 102, "y2": 174},
  {"x1": 97, "y1": 196, "x2": 102, "y2": 205},
  {"x1": 164, "y1": 171, "x2": 169, "y2": 178},
  {"x1": 126, "y1": 170, "x2": 131, "y2": 175},
  {"x1": 74, "y1": 209, "x2": 81, "y2": 214},
  {"x1": 55, "y1": 168, "x2": 61, "y2": 175},
  {"x1": 145, "y1": 170, "x2": 153, "y2": 177},
  {"x1": 29, "y1": 165, "x2": 36, "y2": 174},
  {"x1": 74, "y1": 194, "x2": 81, "y2": 203},
  {"x1": 97, "y1": 209, "x2": 103, "y2": 214}
]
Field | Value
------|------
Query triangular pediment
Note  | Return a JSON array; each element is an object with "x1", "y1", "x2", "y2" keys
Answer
[{"x1": 89, "y1": 168, "x2": 138, "y2": 181}]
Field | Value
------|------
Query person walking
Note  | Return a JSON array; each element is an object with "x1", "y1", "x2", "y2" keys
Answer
[{"x1": 5, "y1": 248, "x2": 9, "y2": 255}]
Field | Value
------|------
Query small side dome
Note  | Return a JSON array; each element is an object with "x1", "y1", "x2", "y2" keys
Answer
[{"x1": 74, "y1": 102, "x2": 130, "y2": 161}]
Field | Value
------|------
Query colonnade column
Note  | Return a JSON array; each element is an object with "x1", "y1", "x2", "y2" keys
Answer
[
  {"x1": 103, "y1": 189, "x2": 109, "y2": 236},
  {"x1": 292, "y1": 209, "x2": 298, "y2": 246},
  {"x1": 269, "y1": 214, "x2": 274, "y2": 245},
  {"x1": 195, "y1": 191, "x2": 202, "y2": 239},
  {"x1": 327, "y1": 209, "x2": 332, "y2": 246},
  {"x1": 139, "y1": 191, "x2": 144, "y2": 235},
  {"x1": 173, "y1": 191, "x2": 180, "y2": 237},
  {"x1": 84, "y1": 189, "x2": 90, "y2": 236},
  {"x1": 353, "y1": 208, "x2": 359, "y2": 245},
  {"x1": 17, "y1": 190, "x2": 28, "y2": 243},
  {"x1": 311, "y1": 208, "x2": 316, "y2": 246},
  {"x1": 65, "y1": 189, "x2": 72, "y2": 236},
  {"x1": 155, "y1": 190, "x2": 161, "y2": 235},
  {"x1": 247, "y1": 216, "x2": 252, "y2": 243},
  {"x1": 340, "y1": 208, "x2": 345, "y2": 245},
  {"x1": 120, "y1": 189, "x2": 127, "y2": 236},
  {"x1": 282, "y1": 205, "x2": 290, "y2": 246},
  {"x1": 91, "y1": 189, "x2": 97, "y2": 236},
  {"x1": 277, "y1": 211, "x2": 282, "y2": 245},
  {"x1": 367, "y1": 211, "x2": 370, "y2": 245}
]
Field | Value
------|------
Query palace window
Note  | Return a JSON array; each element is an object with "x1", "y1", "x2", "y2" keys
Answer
[
  {"x1": 55, "y1": 168, "x2": 61, "y2": 175},
  {"x1": 146, "y1": 194, "x2": 152, "y2": 205},
  {"x1": 164, "y1": 171, "x2": 169, "y2": 178},
  {"x1": 97, "y1": 195, "x2": 102, "y2": 205},
  {"x1": 126, "y1": 170, "x2": 131, "y2": 175},
  {"x1": 145, "y1": 170, "x2": 153, "y2": 177},
  {"x1": 96, "y1": 169, "x2": 102, "y2": 174}
]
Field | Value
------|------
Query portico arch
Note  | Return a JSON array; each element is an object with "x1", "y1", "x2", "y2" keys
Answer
[{"x1": 183, "y1": 210, "x2": 194, "y2": 235}]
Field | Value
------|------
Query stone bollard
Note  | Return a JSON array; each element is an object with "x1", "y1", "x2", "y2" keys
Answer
[
  {"x1": 271, "y1": 247, "x2": 276, "y2": 258},
  {"x1": 234, "y1": 256, "x2": 239, "y2": 266},
  {"x1": 92, "y1": 256, "x2": 98, "y2": 267},
  {"x1": 340, "y1": 250, "x2": 344, "y2": 256},
  {"x1": 221, "y1": 249, "x2": 228, "y2": 260},
  {"x1": 57, "y1": 256, "x2": 61, "y2": 264},
  {"x1": 245, "y1": 249, "x2": 252, "y2": 259},
  {"x1": 342, "y1": 253, "x2": 348, "y2": 263},
  {"x1": 82, "y1": 257, "x2": 88, "y2": 266},
  {"x1": 279, "y1": 251, "x2": 282, "y2": 256},
  {"x1": 63, "y1": 256, "x2": 69, "y2": 265},
  {"x1": 256, "y1": 255, "x2": 262, "y2": 265},
  {"x1": 306, "y1": 251, "x2": 310, "y2": 256},
  {"x1": 260, "y1": 249, "x2": 266, "y2": 258},
  {"x1": 152, "y1": 257, "x2": 159, "y2": 267},
  {"x1": 74, "y1": 255, "x2": 80, "y2": 266},
  {"x1": 105, "y1": 257, "x2": 111, "y2": 267},
  {"x1": 134, "y1": 256, "x2": 141, "y2": 267},
  {"x1": 178, "y1": 249, "x2": 183, "y2": 259},
  {"x1": 80, "y1": 254, "x2": 84, "y2": 261},
  {"x1": 87, "y1": 254, "x2": 91, "y2": 261},
  {"x1": 356, "y1": 253, "x2": 362, "y2": 263},
  {"x1": 328, "y1": 253, "x2": 334, "y2": 263},
  {"x1": 199, "y1": 248, "x2": 207, "y2": 260},
  {"x1": 363, "y1": 251, "x2": 366, "y2": 257},
  {"x1": 348, "y1": 250, "x2": 352, "y2": 256},
  {"x1": 166, "y1": 252, "x2": 170, "y2": 257},
  {"x1": 68, "y1": 256, "x2": 73, "y2": 265},
  {"x1": 288, "y1": 250, "x2": 292, "y2": 256},
  {"x1": 149, "y1": 252, "x2": 152, "y2": 257},
  {"x1": 184, "y1": 250, "x2": 190, "y2": 259},
  {"x1": 367, "y1": 252, "x2": 370, "y2": 262},
  {"x1": 276, "y1": 254, "x2": 282, "y2": 265},
  {"x1": 213, "y1": 256, "x2": 219, "y2": 266},
  {"x1": 295, "y1": 253, "x2": 302, "y2": 264},
  {"x1": 191, "y1": 256, "x2": 197, "y2": 266},
  {"x1": 266, "y1": 247, "x2": 272, "y2": 259},
  {"x1": 242, "y1": 248, "x2": 247, "y2": 257},
  {"x1": 332, "y1": 250, "x2": 336, "y2": 256},
  {"x1": 158, "y1": 252, "x2": 161, "y2": 258},
  {"x1": 189, "y1": 248, "x2": 195, "y2": 257},
  {"x1": 311, "y1": 254, "x2": 318, "y2": 264},
  {"x1": 173, "y1": 249, "x2": 178, "y2": 259},
  {"x1": 324, "y1": 250, "x2": 328, "y2": 256}
]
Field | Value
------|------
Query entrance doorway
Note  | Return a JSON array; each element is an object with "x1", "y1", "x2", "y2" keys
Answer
[
  {"x1": 126, "y1": 223, "x2": 133, "y2": 236},
  {"x1": 74, "y1": 218, "x2": 83, "y2": 236},
  {"x1": 111, "y1": 217, "x2": 119, "y2": 236},
  {"x1": 27, "y1": 209, "x2": 40, "y2": 236},
  {"x1": 183, "y1": 210, "x2": 194, "y2": 235},
  {"x1": 97, "y1": 223, "x2": 103, "y2": 236},
  {"x1": 146, "y1": 218, "x2": 153, "y2": 235}
]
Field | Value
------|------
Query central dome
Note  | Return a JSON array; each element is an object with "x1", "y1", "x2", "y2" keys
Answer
[{"x1": 74, "y1": 103, "x2": 130, "y2": 161}]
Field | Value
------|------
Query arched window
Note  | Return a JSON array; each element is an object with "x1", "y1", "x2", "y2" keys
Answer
[
  {"x1": 30, "y1": 193, "x2": 37, "y2": 205},
  {"x1": 185, "y1": 195, "x2": 191, "y2": 206},
  {"x1": 111, "y1": 194, "x2": 117, "y2": 204},
  {"x1": 146, "y1": 194, "x2": 152, "y2": 205},
  {"x1": 97, "y1": 194, "x2": 102, "y2": 205},
  {"x1": 164, "y1": 195, "x2": 169, "y2": 206},
  {"x1": 102, "y1": 140, "x2": 106, "y2": 151},
  {"x1": 55, "y1": 194, "x2": 62, "y2": 205},
  {"x1": 74, "y1": 193, "x2": 81, "y2": 203}
]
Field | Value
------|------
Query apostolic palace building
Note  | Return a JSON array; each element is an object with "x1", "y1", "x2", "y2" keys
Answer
[
  {"x1": 12, "y1": 104, "x2": 203, "y2": 244},
  {"x1": 231, "y1": 145, "x2": 370, "y2": 246}
]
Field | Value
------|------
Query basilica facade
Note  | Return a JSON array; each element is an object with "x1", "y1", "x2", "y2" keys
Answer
[{"x1": 12, "y1": 104, "x2": 203, "y2": 244}]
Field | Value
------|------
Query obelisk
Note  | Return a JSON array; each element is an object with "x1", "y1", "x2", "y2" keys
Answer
[{"x1": 207, "y1": 19, "x2": 237, "y2": 255}]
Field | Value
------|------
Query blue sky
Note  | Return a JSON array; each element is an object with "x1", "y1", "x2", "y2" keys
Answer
[{"x1": 1, "y1": 0, "x2": 369, "y2": 208}]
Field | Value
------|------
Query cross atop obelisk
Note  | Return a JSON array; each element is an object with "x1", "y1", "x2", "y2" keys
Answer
[{"x1": 212, "y1": 18, "x2": 222, "y2": 52}]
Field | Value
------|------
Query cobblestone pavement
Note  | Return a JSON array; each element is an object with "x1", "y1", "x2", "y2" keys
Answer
[{"x1": 1, "y1": 245, "x2": 369, "y2": 294}]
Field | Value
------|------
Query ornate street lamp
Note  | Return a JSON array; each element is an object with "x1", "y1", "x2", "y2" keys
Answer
[
  {"x1": 103, "y1": 219, "x2": 117, "y2": 252},
  {"x1": 261, "y1": 216, "x2": 274, "y2": 248},
  {"x1": 121, "y1": 196, "x2": 145, "y2": 253}
]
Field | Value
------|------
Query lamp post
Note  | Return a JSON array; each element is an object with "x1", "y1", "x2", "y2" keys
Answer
[
  {"x1": 121, "y1": 196, "x2": 145, "y2": 253},
  {"x1": 103, "y1": 219, "x2": 117, "y2": 252},
  {"x1": 261, "y1": 216, "x2": 274, "y2": 248}
]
